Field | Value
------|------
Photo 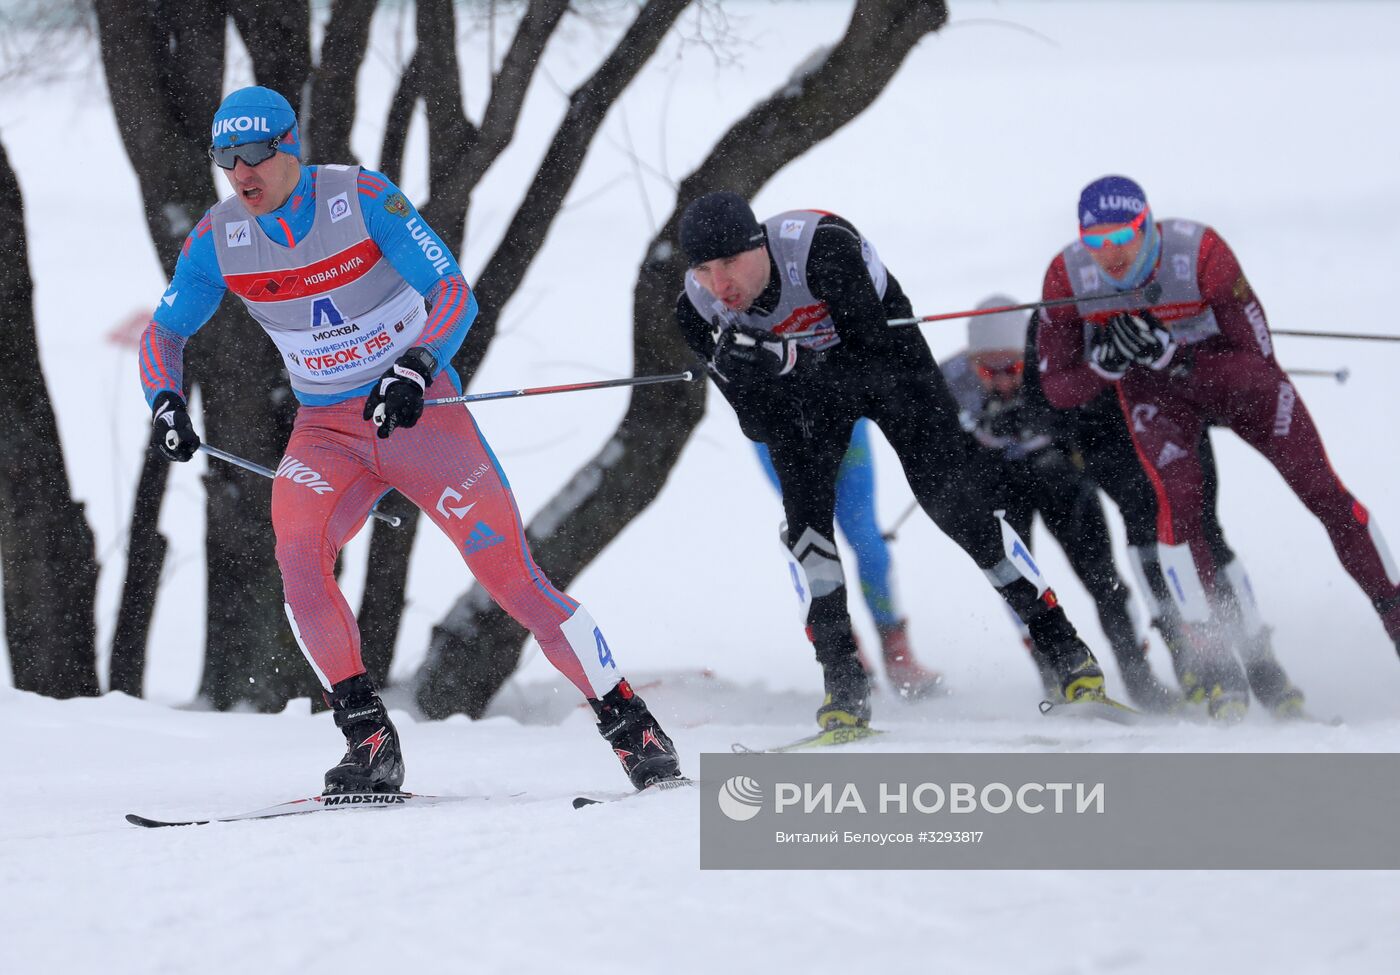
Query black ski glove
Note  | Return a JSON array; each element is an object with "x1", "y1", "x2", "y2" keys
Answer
[
  {"x1": 151, "y1": 390, "x2": 200, "y2": 462},
  {"x1": 1086, "y1": 326, "x2": 1131, "y2": 381},
  {"x1": 711, "y1": 322, "x2": 799, "y2": 380},
  {"x1": 364, "y1": 346, "x2": 436, "y2": 439},
  {"x1": 1106, "y1": 311, "x2": 1176, "y2": 370}
]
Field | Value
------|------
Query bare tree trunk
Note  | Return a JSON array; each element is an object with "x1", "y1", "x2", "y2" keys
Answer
[
  {"x1": 98, "y1": 0, "x2": 324, "y2": 709},
  {"x1": 229, "y1": 3, "x2": 312, "y2": 116},
  {"x1": 97, "y1": 0, "x2": 227, "y2": 695},
  {"x1": 0, "y1": 137, "x2": 100, "y2": 698},
  {"x1": 416, "y1": 0, "x2": 949, "y2": 718},
  {"x1": 107, "y1": 449, "x2": 168, "y2": 696},
  {"x1": 188, "y1": 9, "x2": 315, "y2": 711},
  {"x1": 310, "y1": 0, "x2": 379, "y2": 164}
]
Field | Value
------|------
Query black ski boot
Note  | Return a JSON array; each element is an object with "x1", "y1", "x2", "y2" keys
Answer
[
  {"x1": 816, "y1": 653, "x2": 873, "y2": 729},
  {"x1": 592, "y1": 679, "x2": 683, "y2": 790},
  {"x1": 1118, "y1": 653, "x2": 1181, "y2": 713},
  {"x1": 1242, "y1": 634, "x2": 1305, "y2": 719},
  {"x1": 1157, "y1": 615, "x2": 1249, "y2": 722},
  {"x1": 1175, "y1": 649, "x2": 1250, "y2": 723},
  {"x1": 1041, "y1": 638, "x2": 1108, "y2": 704},
  {"x1": 324, "y1": 674, "x2": 405, "y2": 795}
]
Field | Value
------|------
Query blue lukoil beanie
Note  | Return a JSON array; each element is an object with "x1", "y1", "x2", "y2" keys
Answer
[
  {"x1": 210, "y1": 86, "x2": 300, "y2": 158},
  {"x1": 1078, "y1": 175, "x2": 1148, "y2": 228}
]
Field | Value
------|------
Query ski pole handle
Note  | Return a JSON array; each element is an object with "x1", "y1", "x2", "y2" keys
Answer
[
  {"x1": 425, "y1": 370, "x2": 697, "y2": 408},
  {"x1": 198, "y1": 444, "x2": 402, "y2": 528}
]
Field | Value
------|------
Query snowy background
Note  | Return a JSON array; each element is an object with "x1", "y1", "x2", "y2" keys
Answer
[{"x1": 4, "y1": 2, "x2": 1400, "y2": 973}]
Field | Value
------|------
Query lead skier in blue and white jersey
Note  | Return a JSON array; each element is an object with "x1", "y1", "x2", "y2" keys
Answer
[{"x1": 139, "y1": 86, "x2": 682, "y2": 795}]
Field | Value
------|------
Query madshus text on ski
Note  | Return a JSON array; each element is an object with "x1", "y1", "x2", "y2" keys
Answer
[{"x1": 132, "y1": 88, "x2": 1399, "y2": 809}]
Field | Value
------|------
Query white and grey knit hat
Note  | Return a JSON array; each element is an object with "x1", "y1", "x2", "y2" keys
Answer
[{"x1": 967, "y1": 294, "x2": 1030, "y2": 354}]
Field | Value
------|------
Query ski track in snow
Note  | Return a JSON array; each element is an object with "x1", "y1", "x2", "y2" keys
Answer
[{"x1": 5, "y1": 1, "x2": 1400, "y2": 972}]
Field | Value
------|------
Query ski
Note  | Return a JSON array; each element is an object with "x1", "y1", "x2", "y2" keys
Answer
[
  {"x1": 731, "y1": 725, "x2": 888, "y2": 754},
  {"x1": 571, "y1": 776, "x2": 697, "y2": 809},
  {"x1": 125, "y1": 791, "x2": 489, "y2": 828},
  {"x1": 1039, "y1": 697, "x2": 1147, "y2": 726}
]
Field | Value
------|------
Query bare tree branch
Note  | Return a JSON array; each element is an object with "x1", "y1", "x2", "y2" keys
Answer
[
  {"x1": 463, "y1": 0, "x2": 570, "y2": 190},
  {"x1": 450, "y1": 0, "x2": 693, "y2": 385}
]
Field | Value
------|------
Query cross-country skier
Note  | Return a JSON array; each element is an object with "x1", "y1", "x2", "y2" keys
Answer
[
  {"x1": 941, "y1": 297, "x2": 1177, "y2": 712},
  {"x1": 1022, "y1": 309, "x2": 1305, "y2": 719},
  {"x1": 139, "y1": 87, "x2": 681, "y2": 793},
  {"x1": 753, "y1": 421, "x2": 945, "y2": 699},
  {"x1": 673, "y1": 191, "x2": 1124, "y2": 729},
  {"x1": 1037, "y1": 174, "x2": 1400, "y2": 717}
]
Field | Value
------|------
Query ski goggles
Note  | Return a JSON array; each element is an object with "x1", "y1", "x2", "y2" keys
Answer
[
  {"x1": 1080, "y1": 208, "x2": 1148, "y2": 249},
  {"x1": 209, "y1": 137, "x2": 282, "y2": 171},
  {"x1": 975, "y1": 360, "x2": 1025, "y2": 381}
]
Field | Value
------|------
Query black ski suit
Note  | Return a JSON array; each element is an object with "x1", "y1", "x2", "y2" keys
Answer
[{"x1": 674, "y1": 213, "x2": 1088, "y2": 681}]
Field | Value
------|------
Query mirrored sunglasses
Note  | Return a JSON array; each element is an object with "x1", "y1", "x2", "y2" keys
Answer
[
  {"x1": 976, "y1": 360, "x2": 1025, "y2": 381},
  {"x1": 209, "y1": 137, "x2": 281, "y2": 171},
  {"x1": 1081, "y1": 208, "x2": 1148, "y2": 250}
]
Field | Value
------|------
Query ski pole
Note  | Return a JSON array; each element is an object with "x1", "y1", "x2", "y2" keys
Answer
[
  {"x1": 424, "y1": 370, "x2": 697, "y2": 407},
  {"x1": 198, "y1": 444, "x2": 403, "y2": 528},
  {"x1": 881, "y1": 499, "x2": 921, "y2": 542},
  {"x1": 1272, "y1": 329, "x2": 1400, "y2": 343},
  {"x1": 784, "y1": 283, "x2": 1164, "y2": 340},
  {"x1": 1286, "y1": 367, "x2": 1349, "y2": 384}
]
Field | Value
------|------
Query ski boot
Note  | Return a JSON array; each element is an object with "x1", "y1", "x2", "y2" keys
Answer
[
  {"x1": 1157, "y1": 617, "x2": 1249, "y2": 723},
  {"x1": 1176, "y1": 658, "x2": 1250, "y2": 723},
  {"x1": 324, "y1": 674, "x2": 405, "y2": 795},
  {"x1": 1043, "y1": 639, "x2": 1109, "y2": 704},
  {"x1": 878, "y1": 620, "x2": 944, "y2": 700},
  {"x1": 1115, "y1": 641, "x2": 1181, "y2": 714},
  {"x1": 1244, "y1": 655, "x2": 1306, "y2": 720},
  {"x1": 816, "y1": 653, "x2": 872, "y2": 729},
  {"x1": 592, "y1": 679, "x2": 683, "y2": 790}
]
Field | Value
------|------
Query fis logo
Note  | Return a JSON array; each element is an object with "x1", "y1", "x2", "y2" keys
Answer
[
  {"x1": 226, "y1": 221, "x2": 251, "y2": 248},
  {"x1": 462, "y1": 520, "x2": 505, "y2": 556}
]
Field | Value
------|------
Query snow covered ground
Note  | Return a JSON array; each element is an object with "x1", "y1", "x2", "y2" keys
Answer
[{"x1": 5, "y1": 2, "x2": 1400, "y2": 973}]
